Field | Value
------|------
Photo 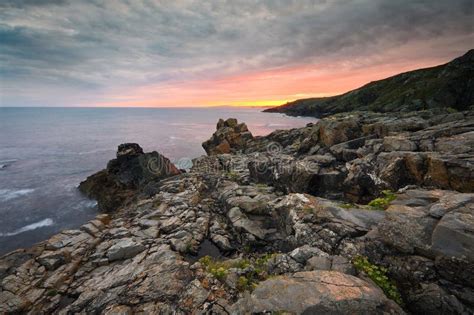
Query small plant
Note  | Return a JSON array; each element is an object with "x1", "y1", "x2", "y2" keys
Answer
[
  {"x1": 302, "y1": 206, "x2": 314, "y2": 214},
  {"x1": 446, "y1": 107, "x2": 458, "y2": 113},
  {"x1": 353, "y1": 256, "x2": 403, "y2": 306},
  {"x1": 226, "y1": 171, "x2": 239, "y2": 180},
  {"x1": 199, "y1": 256, "x2": 229, "y2": 281},
  {"x1": 340, "y1": 203, "x2": 355, "y2": 209},
  {"x1": 209, "y1": 266, "x2": 228, "y2": 281},
  {"x1": 236, "y1": 275, "x2": 252, "y2": 292},
  {"x1": 184, "y1": 242, "x2": 194, "y2": 254},
  {"x1": 199, "y1": 254, "x2": 276, "y2": 292},
  {"x1": 232, "y1": 258, "x2": 251, "y2": 269},
  {"x1": 368, "y1": 190, "x2": 396, "y2": 210}
]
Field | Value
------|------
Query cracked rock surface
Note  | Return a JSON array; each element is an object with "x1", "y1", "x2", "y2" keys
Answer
[{"x1": 1, "y1": 110, "x2": 473, "y2": 314}]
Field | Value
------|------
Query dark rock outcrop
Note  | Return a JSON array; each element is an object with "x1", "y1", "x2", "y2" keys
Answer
[
  {"x1": 78, "y1": 143, "x2": 181, "y2": 211},
  {"x1": 210, "y1": 110, "x2": 474, "y2": 203}
]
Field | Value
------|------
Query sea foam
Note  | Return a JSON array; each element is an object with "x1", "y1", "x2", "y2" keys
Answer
[
  {"x1": 0, "y1": 188, "x2": 35, "y2": 201},
  {"x1": 0, "y1": 218, "x2": 54, "y2": 237}
]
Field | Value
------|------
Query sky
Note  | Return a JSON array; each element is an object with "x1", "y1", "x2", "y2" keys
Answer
[{"x1": 0, "y1": 0, "x2": 473, "y2": 107}]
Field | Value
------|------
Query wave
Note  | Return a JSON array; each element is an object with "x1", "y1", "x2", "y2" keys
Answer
[
  {"x1": 78, "y1": 200, "x2": 98, "y2": 208},
  {"x1": 0, "y1": 159, "x2": 17, "y2": 169},
  {"x1": 0, "y1": 188, "x2": 35, "y2": 201},
  {"x1": 0, "y1": 218, "x2": 54, "y2": 237}
]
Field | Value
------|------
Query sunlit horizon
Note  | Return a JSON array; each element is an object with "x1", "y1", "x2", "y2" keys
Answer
[{"x1": 1, "y1": 1, "x2": 472, "y2": 108}]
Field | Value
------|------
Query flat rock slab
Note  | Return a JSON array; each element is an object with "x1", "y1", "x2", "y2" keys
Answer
[
  {"x1": 107, "y1": 238, "x2": 146, "y2": 261},
  {"x1": 231, "y1": 270, "x2": 404, "y2": 314}
]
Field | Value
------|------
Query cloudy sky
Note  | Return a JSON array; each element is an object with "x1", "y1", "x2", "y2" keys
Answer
[{"x1": 0, "y1": 0, "x2": 473, "y2": 107}]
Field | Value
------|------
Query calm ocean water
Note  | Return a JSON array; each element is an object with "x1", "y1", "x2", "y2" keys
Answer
[{"x1": 0, "y1": 107, "x2": 314, "y2": 255}]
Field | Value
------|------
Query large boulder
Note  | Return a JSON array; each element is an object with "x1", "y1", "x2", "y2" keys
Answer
[
  {"x1": 79, "y1": 143, "x2": 181, "y2": 211},
  {"x1": 231, "y1": 270, "x2": 404, "y2": 314},
  {"x1": 202, "y1": 118, "x2": 253, "y2": 155}
]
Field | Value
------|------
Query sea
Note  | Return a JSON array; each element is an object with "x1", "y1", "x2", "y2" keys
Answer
[{"x1": 0, "y1": 107, "x2": 314, "y2": 255}]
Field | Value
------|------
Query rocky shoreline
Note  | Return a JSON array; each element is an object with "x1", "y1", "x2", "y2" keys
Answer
[{"x1": 1, "y1": 109, "x2": 473, "y2": 314}]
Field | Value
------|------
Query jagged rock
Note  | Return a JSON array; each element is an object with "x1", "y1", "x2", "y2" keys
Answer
[
  {"x1": 231, "y1": 271, "x2": 404, "y2": 314},
  {"x1": 79, "y1": 143, "x2": 181, "y2": 211},
  {"x1": 319, "y1": 115, "x2": 362, "y2": 146},
  {"x1": 289, "y1": 245, "x2": 328, "y2": 264},
  {"x1": 37, "y1": 250, "x2": 68, "y2": 270},
  {"x1": 0, "y1": 291, "x2": 27, "y2": 313},
  {"x1": 2, "y1": 108, "x2": 474, "y2": 314},
  {"x1": 202, "y1": 118, "x2": 253, "y2": 155}
]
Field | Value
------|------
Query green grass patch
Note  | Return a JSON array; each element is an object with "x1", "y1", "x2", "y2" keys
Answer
[
  {"x1": 199, "y1": 253, "x2": 277, "y2": 292},
  {"x1": 226, "y1": 171, "x2": 240, "y2": 180},
  {"x1": 340, "y1": 203, "x2": 356, "y2": 209},
  {"x1": 302, "y1": 206, "x2": 314, "y2": 214},
  {"x1": 353, "y1": 256, "x2": 403, "y2": 306},
  {"x1": 368, "y1": 190, "x2": 396, "y2": 210}
]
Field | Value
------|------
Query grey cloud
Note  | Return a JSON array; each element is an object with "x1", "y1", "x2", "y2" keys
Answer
[
  {"x1": 0, "y1": 0, "x2": 68, "y2": 9},
  {"x1": 0, "y1": 0, "x2": 473, "y2": 106}
]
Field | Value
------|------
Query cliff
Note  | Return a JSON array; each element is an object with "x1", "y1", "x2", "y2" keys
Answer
[{"x1": 264, "y1": 49, "x2": 474, "y2": 117}]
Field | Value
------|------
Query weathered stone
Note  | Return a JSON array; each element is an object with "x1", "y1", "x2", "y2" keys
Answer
[
  {"x1": 107, "y1": 238, "x2": 146, "y2": 261},
  {"x1": 231, "y1": 271, "x2": 404, "y2": 314},
  {"x1": 79, "y1": 143, "x2": 181, "y2": 211},
  {"x1": 202, "y1": 118, "x2": 254, "y2": 155},
  {"x1": 0, "y1": 291, "x2": 27, "y2": 313},
  {"x1": 379, "y1": 204, "x2": 438, "y2": 254},
  {"x1": 289, "y1": 245, "x2": 328, "y2": 264},
  {"x1": 431, "y1": 204, "x2": 474, "y2": 259},
  {"x1": 37, "y1": 250, "x2": 68, "y2": 270},
  {"x1": 305, "y1": 256, "x2": 332, "y2": 271},
  {"x1": 383, "y1": 135, "x2": 418, "y2": 151}
]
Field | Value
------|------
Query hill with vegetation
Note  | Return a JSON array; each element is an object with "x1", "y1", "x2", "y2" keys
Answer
[{"x1": 265, "y1": 49, "x2": 474, "y2": 117}]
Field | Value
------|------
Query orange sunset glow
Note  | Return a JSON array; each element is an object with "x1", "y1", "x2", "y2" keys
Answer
[
  {"x1": 96, "y1": 54, "x2": 453, "y2": 108},
  {"x1": 1, "y1": 1, "x2": 473, "y2": 108}
]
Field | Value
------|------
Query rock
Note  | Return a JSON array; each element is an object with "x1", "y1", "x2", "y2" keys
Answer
[
  {"x1": 2, "y1": 108, "x2": 474, "y2": 314},
  {"x1": 37, "y1": 250, "x2": 68, "y2": 270},
  {"x1": 79, "y1": 143, "x2": 181, "y2": 211},
  {"x1": 431, "y1": 202, "x2": 474, "y2": 259},
  {"x1": 107, "y1": 238, "x2": 146, "y2": 261},
  {"x1": 117, "y1": 143, "x2": 144, "y2": 157},
  {"x1": 305, "y1": 256, "x2": 332, "y2": 271},
  {"x1": 202, "y1": 118, "x2": 254, "y2": 155},
  {"x1": 231, "y1": 271, "x2": 404, "y2": 314},
  {"x1": 0, "y1": 291, "x2": 27, "y2": 313},
  {"x1": 289, "y1": 245, "x2": 328, "y2": 264},
  {"x1": 331, "y1": 255, "x2": 355, "y2": 275},
  {"x1": 227, "y1": 207, "x2": 268, "y2": 239},
  {"x1": 319, "y1": 116, "x2": 362, "y2": 146},
  {"x1": 104, "y1": 305, "x2": 133, "y2": 315},
  {"x1": 379, "y1": 204, "x2": 438, "y2": 254},
  {"x1": 383, "y1": 135, "x2": 418, "y2": 151},
  {"x1": 406, "y1": 283, "x2": 466, "y2": 314},
  {"x1": 266, "y1": 254, "x2": 303, "y2": 274}
]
